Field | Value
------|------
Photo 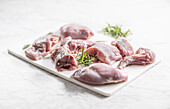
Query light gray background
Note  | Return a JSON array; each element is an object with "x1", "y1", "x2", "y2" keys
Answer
[{"x1": 0, "y1": 0, "x2": 170, "y2": 109}]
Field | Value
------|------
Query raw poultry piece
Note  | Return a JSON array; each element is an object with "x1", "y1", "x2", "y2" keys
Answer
[
  {"x1": 118, "y1": 48, "x2": 156, "y2": 69},
  {"x1": 73, "y1": 63, "x2": 128, "y2": 85},
  {"x1": 51, "y1": 45, "x2": 78, "y2": 71},
  {"x1": 111, "y1": 37, "x2": 134, "y2": 57},
  {"x1": 86, "y1": 43, "x2": 122, "y2": 65},
  {"x1": 60, "y1": 23, "x2": 94, "y2": 40},
  {"x1": 25, "y1": 34, "x2": 61, "y2": 60},
  {"x1": 61, "y1": 36, "x2": 95, "y2": 54}
]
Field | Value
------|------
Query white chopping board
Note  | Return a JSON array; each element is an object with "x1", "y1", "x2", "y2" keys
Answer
[{"x1": 8, "y1": 31, "x2": 161, "y2": 97}]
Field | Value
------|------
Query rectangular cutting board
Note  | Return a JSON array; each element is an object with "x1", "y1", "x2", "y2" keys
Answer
[{"x1": 8, "y1": 32, "x2": 161, "y2": 96}]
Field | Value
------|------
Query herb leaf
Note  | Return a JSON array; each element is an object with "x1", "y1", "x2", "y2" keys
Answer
[
  {"x1": 96, "y1": 41, "x2": 106, "y2": 42},
  {"x1": 23, "y1": 44, "x2": 30, "y2": 50},
  {"x1": 102, "y1": 24, "x2": 132, "y2": 39},
  {"x1": 76, "y1": 46, "x2": 94, "y2": 66}
]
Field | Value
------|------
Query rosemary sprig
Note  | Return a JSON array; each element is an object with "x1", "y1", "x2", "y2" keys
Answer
[
  {"x1": 102, "y1": 24, "x2": 132, "y2": 39},
  {"x1": 76, "y1": 46, "x2": 94, "y2": 66},
  {"x1": 23, "y1": 44, "x2": 30, "y2": 50},
  {"x1": 96, "y1": 41, "x2": 106, "y2": 42}
]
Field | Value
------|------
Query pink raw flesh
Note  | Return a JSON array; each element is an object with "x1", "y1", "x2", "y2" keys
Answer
[
  {"x1": 25, "y1": 34, "x2": 61, "y2": 61},
  {"x1": 86, "y1": 43, "x2": 122, "y2": 65},
  {"x1": 60, "y1": 23, "x2": 94, "y2": 40},
  {"x1": 111, "y1": 37, "x2": 134, "y2": 57},
  {"x1": 73, "y1": 63, "x2": 128, "y2": 85},
  {"x1": 51, "y1": 45, "x2": 78, "y2": 71},
  {"x1": 61, "y1": 36, "x2": 95, "y2": 54},
  {"x1": 118, "y1": 47, "x2": 156, "y2": 69}
]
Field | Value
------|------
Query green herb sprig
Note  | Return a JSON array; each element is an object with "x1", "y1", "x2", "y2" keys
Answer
[
  {"x1": 76, "y1": 46, "x2": 94, "y2": 66},
  {"x1": 23, "y1": 44, "x2": 30, "y2": 50},
  {"x1": 96, "y1": 41, "x2": 106, "y2": 42},
  {"x1": 102, "y1": 24, "x2": 132, "y2": 39}
]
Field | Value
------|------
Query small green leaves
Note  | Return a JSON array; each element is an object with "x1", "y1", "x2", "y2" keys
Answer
[
  {"x1": 76, "y1": 46, "x2": 94, "y2": 66},
  {"x1": 102, "y1": 24, "x2": 132, "y2": 39},
  {"x1": 23, "y1": 44, "x2": 30, "y2": 50},
  {"x1": 96, "y1": 41, "x2": 106, "y2": 42}
]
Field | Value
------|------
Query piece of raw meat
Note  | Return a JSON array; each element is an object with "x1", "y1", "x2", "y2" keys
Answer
[
  {"x1": 111, "y1": 37, "x2": 134, "y2": 57},
  {"x1": 86, "y1": 43, "x2": 122, "y2": 65},
  {"x1": 25, "y1": 34, "x2": 61, "y2": 60},
  {"x1": 60, "y1": 23, "x2": 94, "y2": 40},
  {"x1": 51, "y1": 45, "x2": 78, "y2": 71},
  {"x1": 118, "y1": 48, "x2": 156, "y2": 69},
  {"x1": 61, "y1": 36, "x2": 95, "y2": 54},
  {"x1": 73, "y1": 63, "x2": 128, "y2": 85}
]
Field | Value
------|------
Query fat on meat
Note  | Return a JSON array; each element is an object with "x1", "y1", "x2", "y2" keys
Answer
[
  {"x1": 86, "y1": 43, "x2": 122, "y2": 65},
  {"x1": 118, "y1": 47, "x2": 156, "y2": 69},
  {"x1": 73, "y1": 63, "x2": 128, "y2": 85},
  {"x1": 111, "y1": 37, "x2": 134, "y2": 57},
  {"x1": 25, "y1": 34, "x2": 61, "y2": 60},
  {"x1": 60, "y1": 23, "x2": 94, "y2": 40}
]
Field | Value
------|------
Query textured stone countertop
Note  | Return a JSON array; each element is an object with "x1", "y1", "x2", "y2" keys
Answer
[{"x1": 0, "y1": 0, "x2": 170, "y2": 109}]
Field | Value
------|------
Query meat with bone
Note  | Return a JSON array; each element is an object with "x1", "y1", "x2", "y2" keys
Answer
[
  {"x1": 111, "y1": 37, "x2": 134, "y2": 57},
  {"x1": 61, "y1": 36, "x2": 95, "y2": 54},
  {"x1": 73, "y1": 63, "x2": 128, "y2": 85},
  {"x1": 51, "y1": 45, "x2": 78, "y2": 71},
  {"x1": 86, "y1": 43, "x2": 122, "y2": 65},
  {"x1": 60, "y1": 23, "x2": 94, "y2": 40},
  {"x1": 25, "y1": 34, "x2": 61, "y2": 61},
  {"x1": 118, "y1": 48, "x2": 156, "y2": 69}
]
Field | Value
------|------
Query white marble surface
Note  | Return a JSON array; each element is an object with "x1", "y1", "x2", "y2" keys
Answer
[{"x1": 0, "y1": 0, "x2": 170, "y2": 109}]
